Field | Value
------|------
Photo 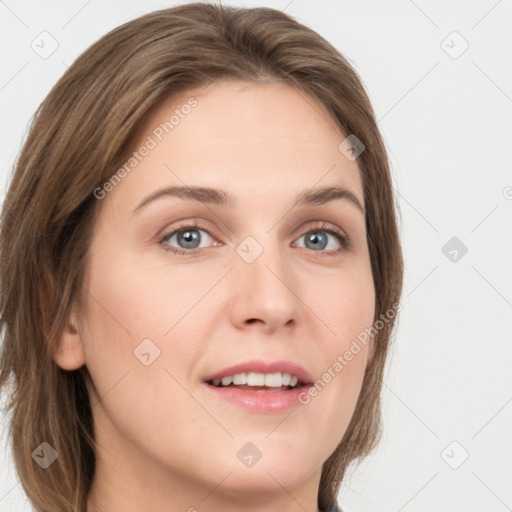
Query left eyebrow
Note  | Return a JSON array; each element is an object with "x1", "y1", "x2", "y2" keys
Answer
[
  {"x1": 130, "y1": 185, "x2": 364, "y2": 216},
  {"x1": 294, "y1": 186, "x2": 364, "y2": 214}
]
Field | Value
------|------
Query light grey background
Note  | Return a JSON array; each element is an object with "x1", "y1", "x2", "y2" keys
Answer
[{"x1": 1, "y1": 1, "x2": 511, "y2": 511}]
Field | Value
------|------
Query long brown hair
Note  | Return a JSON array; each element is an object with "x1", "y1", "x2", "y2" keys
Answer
[{"x1": 0, "y1": 3, "x2": 403, "y2": 511}]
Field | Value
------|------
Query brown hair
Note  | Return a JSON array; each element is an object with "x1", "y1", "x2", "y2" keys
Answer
[{"x1": 0, "y1": 3, "x2": 403, "y2": 511}]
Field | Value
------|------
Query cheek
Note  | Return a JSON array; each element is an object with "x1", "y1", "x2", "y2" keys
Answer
[
  {"x1": 80, "y1": 239, "x2": 216, "y2": 407},
  {"x1": 79, "y1": 256, "x2": 215, "y2": 463},
  {"x1": 83, "y1": 240, "x2": 210, "y2": 347},
  {"x1": 306, "y1": 256, "x2": 375, "y2": 350},
  {"x1": 299, "y1": 259, "x2": 375, "y2": 435}
]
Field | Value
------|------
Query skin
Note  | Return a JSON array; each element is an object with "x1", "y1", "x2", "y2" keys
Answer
[{"x1": 55, "y1": 79, "x2": 376, "y2": 512}]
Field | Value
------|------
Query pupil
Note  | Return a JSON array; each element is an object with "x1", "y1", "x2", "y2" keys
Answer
[
  {"x1": 307, "y1": 232, "x2": 327, "y2": 250},
  {"x1": 178, "y1": 230, "x2": 200, "y2": 249}
]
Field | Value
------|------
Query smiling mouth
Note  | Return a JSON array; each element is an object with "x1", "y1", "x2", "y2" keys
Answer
[{"x1": 205, "y1": 371, "x2": 309, "y2": 391}]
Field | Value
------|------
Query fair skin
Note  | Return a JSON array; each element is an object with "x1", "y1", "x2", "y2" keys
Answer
[{"x1": 55, "y1": 79, "x2": 375, "y2": 512}]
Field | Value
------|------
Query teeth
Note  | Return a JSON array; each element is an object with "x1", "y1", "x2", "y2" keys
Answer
[
  {"x1": 210, "y1": 371, "x2": 303, "y2": 388},
  {"x1": 220, "y1": 375, "x2": 233, "y2": 386},
  {"x1": 247, "y1": 373, "x2": 265, "y2": 386},
  {"x1": 281, "y1": 373, "x2": 291, "y2": 386},
  {"x1": 264, "y1": 372, "x2": 282, "y2": 387},
  {"x1": 233, "y1": 373, "x2": 247, "y2": 385}
]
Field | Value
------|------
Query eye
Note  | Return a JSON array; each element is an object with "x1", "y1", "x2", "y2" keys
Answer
[
  {"x1": 160, "y1": 220, "x2": 217, "y2": 255},
  {"x1": 159, "y1": 220, "x2": 351, "y2": 256},
  {"x1": 294, "y1": 222, "x2": 351, "y2": 256}
]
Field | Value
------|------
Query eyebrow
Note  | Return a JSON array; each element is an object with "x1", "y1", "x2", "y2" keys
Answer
[{"x1": 131, "y1": 185, "x2": 364, "y2": 216}]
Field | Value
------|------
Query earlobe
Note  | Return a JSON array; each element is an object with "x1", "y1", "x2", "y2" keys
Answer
[{"x1": 52, "y1": 313, "x2": 86, "y2": 371}]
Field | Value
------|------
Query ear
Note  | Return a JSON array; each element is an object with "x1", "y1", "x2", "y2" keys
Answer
[{"x1": 52, "y1": 307, "x2": 86, "y2": 371}]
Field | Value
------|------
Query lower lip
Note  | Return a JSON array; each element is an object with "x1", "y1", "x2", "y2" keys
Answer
[{"x1": 203, "y1": 383, "x2": 312, "y2": 412}]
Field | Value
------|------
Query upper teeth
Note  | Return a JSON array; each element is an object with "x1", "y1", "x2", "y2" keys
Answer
[{"x1": 211, "y1": 372, "x2": 300, "y2": 388}]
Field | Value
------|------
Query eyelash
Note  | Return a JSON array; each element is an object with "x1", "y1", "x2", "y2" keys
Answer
[{"x1": 159, "y1": 220, "x2": 351, "y2": 257}]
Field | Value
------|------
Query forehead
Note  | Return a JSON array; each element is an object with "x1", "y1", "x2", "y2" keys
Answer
[{"x1": 109, "y1": 79, "x2": 364, "y2": 213}]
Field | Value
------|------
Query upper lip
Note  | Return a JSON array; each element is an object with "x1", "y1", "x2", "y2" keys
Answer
[{"x1": 203, "y1": 359, "x2": 314, "y2": 384}]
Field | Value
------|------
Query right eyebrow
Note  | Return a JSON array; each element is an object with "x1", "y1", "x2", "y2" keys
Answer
[{"x1": 131, "y1": 186, "x2": 237, "y2": 217}]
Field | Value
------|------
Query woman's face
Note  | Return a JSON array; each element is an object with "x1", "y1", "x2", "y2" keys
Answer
[{"x1": 61, "y1": 80, "x2": 375, "y2": 508}]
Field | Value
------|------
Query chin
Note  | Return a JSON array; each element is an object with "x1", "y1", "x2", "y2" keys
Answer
[
  {"x1": 207, "y1": 442, "x2": 320, "y2": 490},
  {"x1": 215, "y1": 463, "x2": 317, "y2": 495}
]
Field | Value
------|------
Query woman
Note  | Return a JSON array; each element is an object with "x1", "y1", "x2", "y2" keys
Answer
[{"x1": 0, "y1": 3, "x2": 403, "y2": 511}]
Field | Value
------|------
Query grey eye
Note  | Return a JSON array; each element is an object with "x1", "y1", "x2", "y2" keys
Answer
[
  {"x1": 296, "y1": 230, "x2": 342, "y2": 252},
  {"x1": 164, "y1": 228, "x2": 213, "y2": 251}
]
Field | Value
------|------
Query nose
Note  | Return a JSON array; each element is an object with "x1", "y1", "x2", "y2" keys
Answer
[{"x1": 228, "y1": 237, "x2": 300, "y2": 335}]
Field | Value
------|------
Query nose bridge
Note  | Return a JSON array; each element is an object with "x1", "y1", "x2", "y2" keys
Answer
[{"x1": 230, "y1": 231, "x2": 299, "y2": 330}]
